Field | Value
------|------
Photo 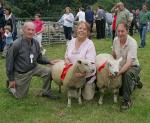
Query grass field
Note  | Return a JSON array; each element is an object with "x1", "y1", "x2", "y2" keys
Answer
[{"x1": 0, "y1": 33, "x2": 150, "y2": 123}]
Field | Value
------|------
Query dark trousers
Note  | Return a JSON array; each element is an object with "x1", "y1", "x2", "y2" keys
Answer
[
  {"x1": 112, "y1": 30, "x2": 116, "y2": 43},
  {"x1": 96, "y1": 19, "x2": 106, "y2": 39},
  {"x1": 63, "y1": 26, "x2": 72, "y2": 40},
  {"x1": 129, "y1": 19, "x2": 139, "y2": 36},
  {"x1": 87, "y1": 21, "x2": 93, "y2": 32},
  {"x1": 0, "y1": 37, "x2": 5, "y2": 52},
  {"x1": 119, "y1": 66, "x2": 141, "y2": 101}
]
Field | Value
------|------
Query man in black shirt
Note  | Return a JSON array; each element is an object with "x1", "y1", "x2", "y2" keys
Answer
[{"x1": 6, "y1": 21, "x2": 59, "y2": 99}]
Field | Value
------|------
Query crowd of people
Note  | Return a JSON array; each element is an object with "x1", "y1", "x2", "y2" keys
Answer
[{"x1": 0, "y1": 1, "x2": 149, "y2": 111}]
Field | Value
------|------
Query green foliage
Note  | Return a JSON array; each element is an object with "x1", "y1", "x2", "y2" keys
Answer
[{"x1": 3, "y1": 0, "x2": 150, "y2": 19}]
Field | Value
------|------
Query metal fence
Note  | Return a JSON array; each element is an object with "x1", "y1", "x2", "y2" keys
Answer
[{"x1": 17, "y1": 20, "x2": 66, "y2": 45}]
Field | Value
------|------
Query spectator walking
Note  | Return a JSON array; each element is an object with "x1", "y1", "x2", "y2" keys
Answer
[
  {"x1": 129, "y1": 10, "x2": 139, "y2": 36},
  {"x1": 139, "y1": 4, "x2": 150, "y2": 48},
  {"x1": 85, "y1": 6, "x2": 94, "y2": 32}
]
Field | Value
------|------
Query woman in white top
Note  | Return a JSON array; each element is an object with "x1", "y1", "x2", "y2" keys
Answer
[
  {"x1": 59, "y1": 7, "x2": 74, "y2": 41},
  {"x1": 75, "y1": 7, "x2": 85, "y2": 22},
  {"x1": 65, "y1": 21, "x2": 96, "y2": 100}
]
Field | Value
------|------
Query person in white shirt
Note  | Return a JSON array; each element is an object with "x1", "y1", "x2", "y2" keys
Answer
[
  {"x1": 75, "y1": 7, "x2": 85, "y2": 22},
  {"x1": 58, "y1": 7, "x2": 74, "y2": 41}
]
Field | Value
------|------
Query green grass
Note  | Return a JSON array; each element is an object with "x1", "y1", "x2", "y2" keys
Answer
[{"x1": 0, "y1": 33, "x2": 150, "y2": 123}]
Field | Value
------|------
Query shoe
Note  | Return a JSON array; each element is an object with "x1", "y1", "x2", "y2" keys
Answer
[
  {"x1": 120, "y1": 100, "x2": 132, "y2": 110},
  {"x1": 136, "y1": 81, "x2": 143, "y2": 89},
  {"x1": 42, "y1": 93, "x2": 60, "y2": 99},
  {"x1": 139, "y1": 46, "x2": 144, "y2": 48},
  {"x1": 6, "y1": 80, "x2": 9, "y2": 88}
]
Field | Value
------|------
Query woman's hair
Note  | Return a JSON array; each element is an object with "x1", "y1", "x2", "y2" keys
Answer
[
  {"x1": 35, "y1": 13, "x2": 41, "y2": 18},
  {"x1": 76, "y1": 21, "x2": 91, "y2": 37},
  {"x1": 0, "y1": 0, "x2": 4, "y2": 6},
  {"x1": 64, "y1": 7, "x2": 71, "y2": 13},
  {"x1": 5, "y1": 6, "x2": 12, "y2": 14}
]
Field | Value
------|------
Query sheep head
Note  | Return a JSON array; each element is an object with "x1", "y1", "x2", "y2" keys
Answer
[
  {"x1": 107, "y1": 57, "x2": 122, "y2": 76},
  {"x1": 76, "y1": 60, "x2": 95, "y2": 75}
]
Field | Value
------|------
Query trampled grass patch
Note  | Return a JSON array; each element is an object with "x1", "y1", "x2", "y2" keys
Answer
[{"x1": 0, "y1": 33, "x2": 150, "y2": 123}]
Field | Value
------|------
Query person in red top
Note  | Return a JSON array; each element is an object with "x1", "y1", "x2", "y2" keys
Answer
[
  {"x1": 33, "y1": 14, "x2": 46, "y2": 55},
  {"x1": 112, "y1": 12, "x2": 117, "y2": 42}
]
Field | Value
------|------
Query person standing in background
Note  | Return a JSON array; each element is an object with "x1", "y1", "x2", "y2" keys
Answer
[
  {"x1": 85, "y1": 6, "x2": 94, "y2": 32},
  {"x1": 4, "y1": 7, "x2": 17, "y2": 41},
  {"x1": 33, "y1": 13, "x2": 46, "y2": 55},
  {"x1": 75, "y1": 7, "x2": 85, "y2": 22},
  {"x1": 139, "y1": 4, "x2": 150, "y2": 48},
  {"x1": 111, "y1": 2, "x2": 131, "y2": 28},
  {"x1": 0, "y1": 1, "x2": 5, "y2": 52},
  {"x1": 95, "y1": 5, "x2": 106, "y2": 39},
  {"x1": 58, "y1": 7, "x2": 74, "y2": 43},
  {"x1": 112, "y1": 11, "x2": 117, "y2": 42},
  {"x1": 2, "y1": 25, "x2": 13, "y2": 57}
]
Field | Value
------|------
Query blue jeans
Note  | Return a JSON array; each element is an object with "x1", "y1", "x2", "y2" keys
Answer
[{"x1": 139, "y1": 24, "x2": 147, "y2": 47}]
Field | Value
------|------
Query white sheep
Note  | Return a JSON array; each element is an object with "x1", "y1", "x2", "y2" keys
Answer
[
  {"x1": 51, "y1": 59, "x2": 95, "y2": 107},
  {"x1": 96, "y1": 53, "x2": 122, "y2": 105}
]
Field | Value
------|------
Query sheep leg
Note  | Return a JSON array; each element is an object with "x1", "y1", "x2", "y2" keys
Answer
[
  {"x1": 78, "y1": 88, "x2": 82, "y2": 105},
  {"x1": 67, "y1": 90, "x2": 72, "y2": 107},
  {"x1": 113, "y1": 88, "x2": 119, "y2": 103},
  {"x1": 98, "y1": 88, "x2": 105, "y2": 105},
  {"x1": 59, "y1": 85, "x2": 61, "y2": 93}
]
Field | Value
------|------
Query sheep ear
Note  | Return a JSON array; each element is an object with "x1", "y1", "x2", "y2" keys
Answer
[
  {"x1": 77, "y1": 60, "x2": 82, "y2": 64},
  {"x1": 118, "y1": 57, "x2": 123, "y2": 63}
]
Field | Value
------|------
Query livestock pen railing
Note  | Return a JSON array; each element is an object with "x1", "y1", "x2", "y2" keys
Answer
[{"x1": 17, "y1": 20, "x2": 67, "y2": 45}]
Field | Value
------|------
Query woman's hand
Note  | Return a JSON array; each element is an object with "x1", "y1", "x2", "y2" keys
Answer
[
  {"x1": 64, "y1": 59, "x2": 71, "y2": 65},
  {"x1": 74, "y1": 72, "x2": 86, "y2": 78}
]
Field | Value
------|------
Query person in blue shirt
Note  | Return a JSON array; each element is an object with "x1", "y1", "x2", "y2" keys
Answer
[{"x1": 85, "y1": 6, "x2": 94, "y2": 32}]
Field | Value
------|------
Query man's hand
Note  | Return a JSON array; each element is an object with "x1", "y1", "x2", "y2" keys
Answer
[{"x1": 9, "y1": 81, "x2": 16, "y2": 88}]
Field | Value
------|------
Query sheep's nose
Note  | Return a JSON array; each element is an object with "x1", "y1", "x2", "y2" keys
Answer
[
  {"x1": 114, "y1": 72, "x2": 118, "y2": 75},
  {"x1": 91, "y1": 69, "x2": 95, "y2": 73}
]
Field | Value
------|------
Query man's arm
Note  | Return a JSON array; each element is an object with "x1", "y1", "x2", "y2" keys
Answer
[
  {"x1": 118, "y1": 57, "x2": 132, "y2": 76},
  {"x1": 112, "y1": 50, "x2": 116, "y2": 59},
  {"x1": 6, "y1": 43, "x2": 19, "y2": 82}
]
